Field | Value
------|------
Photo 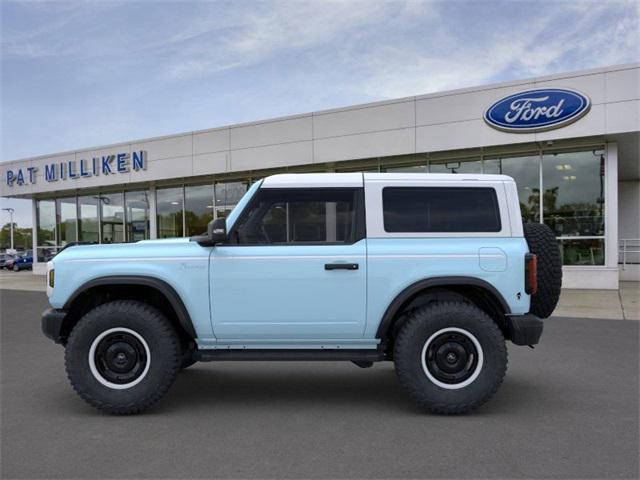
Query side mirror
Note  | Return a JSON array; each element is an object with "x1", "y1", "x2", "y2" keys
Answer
[
  {"x1": 208, "y1": 218, "x2": 227, "y2": 243},
  {"x1": 191, "y1": 218, "x2": 227, "y2": 246}
]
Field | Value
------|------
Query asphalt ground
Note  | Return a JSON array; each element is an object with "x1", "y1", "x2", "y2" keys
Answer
[{"x1": 1, "y1": 289, "x2": 638, "y2": 479}]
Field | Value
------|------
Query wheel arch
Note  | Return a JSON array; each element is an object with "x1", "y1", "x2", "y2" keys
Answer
[
  {"x1": 61, "y1": 275, "x2": 197, "y2": 342},
  {"x1": 376, "y1": 276, "x2": 511, "y2": 345}
]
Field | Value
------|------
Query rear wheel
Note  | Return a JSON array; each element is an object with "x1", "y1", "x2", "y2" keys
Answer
[
  {"x1": 394, "y1": 301, "x2": 507, "y2": 414},
  {"x1": 65, "y1": 300, "x2": 181, "y2": 414},
  {"x1": 13, "y1": 264, "x2": 19, "y2": 272},
  {"x1": 523, "y1": 223, "x2": 562, "y2": 318}
]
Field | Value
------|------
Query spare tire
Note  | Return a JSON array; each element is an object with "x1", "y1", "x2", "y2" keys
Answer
[{"x1": 523, "y1": 223, "x2": 562, "y2": 318}]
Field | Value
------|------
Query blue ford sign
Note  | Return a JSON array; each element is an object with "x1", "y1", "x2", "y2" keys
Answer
[{"x1": 484, "y1": 88, "x2": 591, "y2": 133}]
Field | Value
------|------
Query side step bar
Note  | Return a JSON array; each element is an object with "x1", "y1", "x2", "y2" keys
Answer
[{"x1": 194, "y1": 349, "x2": 385, "y2": 362}]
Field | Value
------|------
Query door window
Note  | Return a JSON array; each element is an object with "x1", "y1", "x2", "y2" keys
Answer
[{"x1": 232, "y1": 189, "x2": 362, "y2": 245}]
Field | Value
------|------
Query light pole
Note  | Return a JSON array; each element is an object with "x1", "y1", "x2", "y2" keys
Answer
[{"x1": 2, "y1": 207, "x2": 15, "y2": 251}]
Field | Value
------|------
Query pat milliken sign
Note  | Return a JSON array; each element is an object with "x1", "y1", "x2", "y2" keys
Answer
[
  {"x1": 5, "y1": 151, "x2": 147, "y2": 187},
  {"x1": 484, "y1": 88, "x2": 591, "y2": 133}
]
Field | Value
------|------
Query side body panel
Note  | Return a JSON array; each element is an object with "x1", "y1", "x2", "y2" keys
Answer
[
  {"x1": 209, "y1": 240, "x2": 368, "y2": 343},
  {"x1": 48, "y1": 239, "x2": 214, "y2": 340},
  {"x1": 364, "y1": 238, "x2": 530, "y2": 338}
]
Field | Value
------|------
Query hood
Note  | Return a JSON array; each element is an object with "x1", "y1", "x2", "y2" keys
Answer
[{"x1": 52, "y1": 237, "x2": 207, "y2": 263}]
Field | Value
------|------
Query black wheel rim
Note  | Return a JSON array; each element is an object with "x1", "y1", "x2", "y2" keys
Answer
[
  {"x1": 94, "y1": 332, "x2": 148, "y2": 385},
  {"x1": 424, "y1": 331, "x2": 479, "y2": 385}
]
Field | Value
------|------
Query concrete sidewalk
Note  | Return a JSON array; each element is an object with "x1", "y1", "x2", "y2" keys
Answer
[{"x1": 1, "y1": 270, "x2": 638, "y2": 320}]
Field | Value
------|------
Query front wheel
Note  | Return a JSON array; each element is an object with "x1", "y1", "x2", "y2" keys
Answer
[
  {"x1": 65, "y1": 300, "x2": 181, "y2": 414},
  {"x1": 394, "y1": 301, "x2": 507, "y2": 414},
  {"x1": 13, "y1": 264, "x2": 19, "y2": 272}
]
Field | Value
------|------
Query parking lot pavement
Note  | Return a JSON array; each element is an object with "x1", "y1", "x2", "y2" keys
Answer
[
  {"x1": 0, "y1": 270, "x2": 46, "y2": 292},
  {"x1": 1, "y1": 289, "x2": 638, "y2": 479}
]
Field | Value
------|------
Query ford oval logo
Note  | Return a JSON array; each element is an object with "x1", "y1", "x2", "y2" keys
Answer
[{"x1": 484, "y1": 88, "x2": 591, "y2": 133}]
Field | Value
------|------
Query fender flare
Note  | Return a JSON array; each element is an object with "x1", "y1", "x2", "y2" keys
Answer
[
  {"x1": 375, "y1": 276, "x2": 511, "y2": 341},
  {"x1": 64, "y1": 275, "x2": 197, "y2": 339}
]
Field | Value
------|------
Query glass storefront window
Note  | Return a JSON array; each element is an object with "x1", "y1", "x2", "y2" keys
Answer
[
  {"x1": 56, "y1": 197, "x2": 77, "y2": 246},
  {"x1": 125, "y1": 191, "x2": 150, "y2": 242},
  {"x1": 36, "y1": 200, "x2": 56, "y2": 261},
  {"x1": 484, "y1": 155, "x2": 541, "y2": 223},
  {"x1": 385, "y1": 165, "x2": 427, "y2": 173},
  {"x1": 429, "y1": 159, "x2": 482, "y2": 174},
  {"x1": 542, "y1": 151, "x2": 605, "y2": 237},
  {"x1": 78, "y1": 195, "x2": 99, "y2": 243},
  {"x1": 214, "y1": 181, "x2": 247, "y2": 218},
  {"x1": 559, "y1": 238, "x2": 605, "y2": 266},
  {"x1": 185, "y1": 184, "x2": 214, "y2": 236},
  {"x1": 100, "y1": 193, "x2": 125, "y2": 243},
  {"x1": 157, "y1": 187, "x2": 184, "y2": 238}
]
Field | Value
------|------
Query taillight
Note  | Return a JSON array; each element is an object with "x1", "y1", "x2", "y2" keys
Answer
[{"x1": 525, "y1": 253, "x2": 537, "y2": 295}]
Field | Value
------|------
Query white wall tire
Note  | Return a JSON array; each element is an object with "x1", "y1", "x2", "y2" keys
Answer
[
  {"x1": 420, "y1": 327, "x2": 484, "y2": 390},
  {"x1": 64, "y1": 300, "x2": 181, "y2": 415},
  {"x1": 394, "y1": 301, "x2": 507, "y2": 414},
  {"x1": 88, "y1": 327, "x2": 151, "y2": 390}
]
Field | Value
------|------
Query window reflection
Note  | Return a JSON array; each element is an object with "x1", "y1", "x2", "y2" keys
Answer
[
  {"x1": 484, "y1": 155, "x2": 540, "y2": 223},
  {"x1": 185, "y1": 184, "x2": 214, "y2": 236},
  {"x1": 36, "y1": 200, "x2": 56, "y2": 261},
  {"x1": 157, "y1": 187, "x2": 184, "y2": 238},
  {"x1": 125, "y1": 191, "x2": 150, "y2": 242},
  {"x1": 78, "y1": 196, "x2": 99, "y2": 243},
  {"x1": 542, "y1": 151, "x2": 605, "y2": 237},
  {"x1": 214, "y1": 181, "x2": 247, "y2": 219},
  {"x1": 100, "y1": 193, "x2": 125, "y2": 243},
  {"x1": 56, "y1": 197, "x2": 77, "y2": 245},
  {"x1": 429, "y1": 159, "x2": 482, "y2": 174},
  {"x1": 559, "y1": 238, "x2": 604, "y2": 265}
]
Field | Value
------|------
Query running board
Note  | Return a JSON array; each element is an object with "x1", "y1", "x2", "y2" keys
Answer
[{"x1": 193, "y1": 349, "x2": 385, "y2": 362}]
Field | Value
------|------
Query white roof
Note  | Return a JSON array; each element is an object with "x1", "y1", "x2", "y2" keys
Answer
[
  {"x1": 261, "y1": 173, "x2": 364, "y2": 188},
  {"x1": 261, "y1": 172, "x2": 514, "y2": 188},
  {"x1": 364, "y1": 173, "x2": 515, "y2": 182}
]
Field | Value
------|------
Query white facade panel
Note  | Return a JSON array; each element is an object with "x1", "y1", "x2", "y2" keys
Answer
[
  {"x1": 193, "y1": 128, "x2": 230, "y2": 155},
  {"x1": 130, "y1": 134, "x2": 192, "y2": 161},
  {"x1": 313, "y1": 101, "x2": 414, "y2": 139},
  {"x1": 416, "y1": 119, "x2": 525, "y2": 152},
  {"x1": 193, "y1": 151, "x2": 229, "y2": 176},
  {"x1": 230, "y1": 115, "x2": 312, "y2": 150},
  {"x1": 230, "y1": 141, "x2": 313, "y2": 171},
  {"x1": 314, "y1": 128, "x2": 415, "y2": 163},
  {"x1": 605, "y1": 68, "x2": 640, "y2": 103},
  {"x1": 605, "y1": 100, "x2": 640, "y2": 134},
  {"x1": 415, "y1": 84, "x2": 534, "y2": 126},
  {"x1": 132, "y1": 156, "x2": 193, "y2": 182}
]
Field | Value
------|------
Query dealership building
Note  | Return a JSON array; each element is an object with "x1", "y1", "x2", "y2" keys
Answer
[{"x1": 1, "y1": 63, "x2": 638, "y2": 289}]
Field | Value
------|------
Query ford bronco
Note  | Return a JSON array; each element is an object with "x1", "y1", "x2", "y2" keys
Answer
[{"x1": 42, "y1": 173, "x2": 562, "y2": 414}]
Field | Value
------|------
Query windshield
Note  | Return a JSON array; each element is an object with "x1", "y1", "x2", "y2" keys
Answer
[{"x1": 225, "y1": 179, "x2": 263, "y2": 232}]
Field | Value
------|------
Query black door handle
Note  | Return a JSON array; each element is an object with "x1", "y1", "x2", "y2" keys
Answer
[{"x1": 325, "y1": 263, "x2": 359, "y2": 271}]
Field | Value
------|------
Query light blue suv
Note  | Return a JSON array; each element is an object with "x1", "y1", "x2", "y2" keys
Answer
[{"x1": 42, "y1": 173, "x2": 562, "y2": 414}]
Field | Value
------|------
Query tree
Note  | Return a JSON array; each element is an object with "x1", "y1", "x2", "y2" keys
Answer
[{"x1": 0, "y1": 223, "x2": 32, "y2": 251}]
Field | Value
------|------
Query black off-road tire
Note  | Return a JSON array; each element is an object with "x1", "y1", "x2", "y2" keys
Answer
[
  {"x1": 394, "y1": 301, "x2": 507, "y2": 414},
  {"x1": 65, "y1": 300, "x2": 181, "y2": 415},
  {"x1": 523, "y1": 223, "x2": 562, "y2": 319}
]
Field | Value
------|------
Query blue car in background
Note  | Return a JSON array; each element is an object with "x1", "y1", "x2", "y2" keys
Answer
[{"x1": 7, "y1": 253, "x2": 33, "y2": 271}]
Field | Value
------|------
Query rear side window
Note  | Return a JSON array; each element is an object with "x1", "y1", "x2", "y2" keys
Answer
[{"x1": 382, "y1": 187, "x2": 501, "y2": 233}]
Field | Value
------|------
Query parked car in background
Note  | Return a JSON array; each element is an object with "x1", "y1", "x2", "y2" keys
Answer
[
  {"x1": 0, "y1": 253, "x2": 16, "y2": 269},
  {"x1": 8, "y1": 253, "x2": 33, "y2": 271}
]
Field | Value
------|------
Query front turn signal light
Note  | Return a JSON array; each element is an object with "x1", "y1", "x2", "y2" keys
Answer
[{"x1": 48, "y1": 269, "x2": 55, "y2": 288}]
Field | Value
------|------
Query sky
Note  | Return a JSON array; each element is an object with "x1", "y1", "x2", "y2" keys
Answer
[{"x1": 1, "y1": 0, "x2": 639, "y2": 228}]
